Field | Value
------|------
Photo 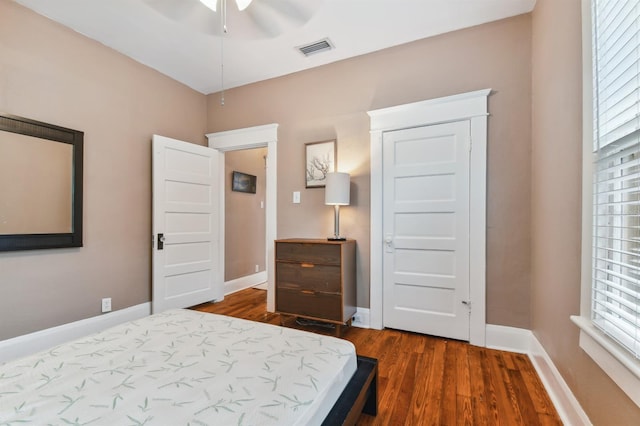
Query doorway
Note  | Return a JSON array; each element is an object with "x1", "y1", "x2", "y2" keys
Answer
[
  {"x1": 368, "y1": 90, "x2": 489, "y2": 346},
  {"x1": 206, "y1": 124, "x2": 278, "y2": 312},
  {"x1": 224, "y1": 147, "x2": 268, "y2": 292}
]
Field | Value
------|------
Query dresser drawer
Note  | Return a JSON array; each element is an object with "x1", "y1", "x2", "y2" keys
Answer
[
  {"x1": 274, "y1": 239, "x2": 356, "y2": 330},
  {"x1": 276, "y1": 288, "x2": 343, "y2": 322},
  {"x1": 276, "y1": 242, "x2": 341, "y2": 265},
  {"x1": 276, "y1": 262, "x2": 341, "y2": 293}
]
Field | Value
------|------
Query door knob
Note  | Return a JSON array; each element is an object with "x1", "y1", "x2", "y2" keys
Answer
[{"x1": 384, "y1": 235, "x2": 393, "y2": 252}]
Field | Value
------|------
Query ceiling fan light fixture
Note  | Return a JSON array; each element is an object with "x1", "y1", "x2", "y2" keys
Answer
[{"x1": 199, "y1": 0, "x2": 217, "y2": 12}]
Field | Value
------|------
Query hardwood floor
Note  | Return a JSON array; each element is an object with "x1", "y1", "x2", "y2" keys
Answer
[{"x1": 192, "y1": 288, "x2": 562, "y2": 426}]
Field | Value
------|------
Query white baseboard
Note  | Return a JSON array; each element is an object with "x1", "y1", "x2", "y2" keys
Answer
[
  {"x1": 485, "y1": 324, "x2": 533, "y2": 354},
  {"x1": 0, "y1": 303, "x2": 151, "y2": 363},
  {"x1": 486, "y1": 324, "x2": 591, "y2": 426},
  {"x1": 352, "y1": 307, "x2": 370, "y2": 328},
  {"x1": 224, "y1": 271, "x2": 267, "y2": 295},
  {"x1": 529, "y1": 334, "x2": 592, "y2": 426}
]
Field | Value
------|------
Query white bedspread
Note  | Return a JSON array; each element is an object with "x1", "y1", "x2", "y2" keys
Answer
[{"x1": 0, "y1": 309, "x2": 357, "y2": 425}]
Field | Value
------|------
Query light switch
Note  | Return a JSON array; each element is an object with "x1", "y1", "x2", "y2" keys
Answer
[{"x1": 293, "y1": 191, "x2": 301, "y2": 204}]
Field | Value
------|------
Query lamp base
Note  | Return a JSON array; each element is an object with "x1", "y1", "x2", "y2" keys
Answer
[{"x1": 327, "y1": 236, "x2": 347, "y2": 241}]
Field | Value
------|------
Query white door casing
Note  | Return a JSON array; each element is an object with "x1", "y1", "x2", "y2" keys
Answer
[
  {"x1": 382, "y1": 122, "x2": 471, "y2": 340},
  {"x1": 368, "y1": 89, "x2": 489, "y2": 346},
  {"x1": 152, "y1": 135, "x2": 222, "y2": 313},
  {"x1": 205, "y1": 124, "x2": 278, "y2": 312}
]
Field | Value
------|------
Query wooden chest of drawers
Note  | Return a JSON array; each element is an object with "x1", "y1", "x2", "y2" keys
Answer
[{"x1": 275, "y1": 238, "x2": 356, "y2": 334}]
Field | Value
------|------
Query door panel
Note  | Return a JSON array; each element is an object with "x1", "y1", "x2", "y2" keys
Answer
[
  {"x1": 382, "y1": 121, "x2": 471, "y2": 340},
  {"x1": 152, "y1": 135, "x2": 222, "y2": 313}
]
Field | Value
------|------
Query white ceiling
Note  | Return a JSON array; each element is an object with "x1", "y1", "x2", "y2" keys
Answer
[{"x1": 14, "y1": 0, "x2": 536, "y2": 95}]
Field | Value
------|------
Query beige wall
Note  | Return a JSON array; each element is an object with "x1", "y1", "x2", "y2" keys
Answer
[
  {"x1": 225, "y1": 147, "x2": 267, "y2": 281},
  {"x1": 206, "y1": 15, "x2": 533, "y2": 325},
  {"x1": 531, "y1": 0, "x2": 640, "y2": 423},
  {"x1": 4, "y1": 1, "x2": 640, "y2": 421},
  {"x1": 0, "y1": 0, "x2": 207, "y2": 340}
]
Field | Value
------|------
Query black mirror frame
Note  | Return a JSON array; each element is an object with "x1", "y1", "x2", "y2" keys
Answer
[{"x1": 0, "y1": 113, "x2": 83, "y2": 252}]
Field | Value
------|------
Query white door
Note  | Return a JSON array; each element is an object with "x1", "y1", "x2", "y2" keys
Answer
[
  {"x1": 152, "y1": 135, "x2": 222, "y2": 313},
  {"x1": 382, "y1": 121, "x2": 471, "y2": 340}
]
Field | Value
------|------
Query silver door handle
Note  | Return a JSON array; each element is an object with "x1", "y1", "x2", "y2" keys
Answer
[{"x1": 384, "y1": 235, "x2": 393, "y2": 252}]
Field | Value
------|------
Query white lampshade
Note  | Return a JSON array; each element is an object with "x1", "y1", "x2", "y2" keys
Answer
[{"x1": 325, "y1": 172, "x2": 350, "y2": 205}]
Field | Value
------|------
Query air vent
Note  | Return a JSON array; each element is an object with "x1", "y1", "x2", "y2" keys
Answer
[{"x1": 297, "y1": 38, "x2": 334, "y2": 57}]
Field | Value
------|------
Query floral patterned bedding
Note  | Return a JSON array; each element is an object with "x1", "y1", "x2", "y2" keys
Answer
[{"x1": 0, "y1": 309, "x2": 357, "y2": 425}]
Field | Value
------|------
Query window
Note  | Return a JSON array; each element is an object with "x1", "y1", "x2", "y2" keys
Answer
[
  {"x1": 591, "y1": 0, "x2": 640, "y2": 362},
  {"x1": 573, "y1": 0, "x2": 640, "y2": 407}
]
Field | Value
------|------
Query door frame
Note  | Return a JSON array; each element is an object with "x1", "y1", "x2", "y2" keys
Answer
[
  {"x1": 368, "y1": 89, "x2": 490, "y2": 346},
  {"x1": 205, "y1": 124, "x2": 278, "y2": 312}
]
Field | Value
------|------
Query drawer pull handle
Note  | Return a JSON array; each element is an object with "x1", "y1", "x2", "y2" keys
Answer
[
  {"x1": 300, "y1": 263, "x2": 315, "y2": 268},
  {"x1": 301, "y1": 290, "x2": 315, "y2": 295}
]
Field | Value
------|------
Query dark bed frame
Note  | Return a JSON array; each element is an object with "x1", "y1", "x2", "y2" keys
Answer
[{"x1": 323, "y1": 355, "x2": 378, "y2": 425}]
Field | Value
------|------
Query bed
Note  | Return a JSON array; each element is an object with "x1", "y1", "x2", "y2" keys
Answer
[{"x1": 0, "y1": 309, "x2": 377, "y2": 425}]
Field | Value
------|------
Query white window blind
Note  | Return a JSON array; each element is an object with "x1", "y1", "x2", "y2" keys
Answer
[{"x1": 592, "y1": 0, "x2": 640, "y2": 359}]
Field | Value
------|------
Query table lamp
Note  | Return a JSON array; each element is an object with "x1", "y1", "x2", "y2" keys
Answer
[{"x1": 325, "y1": 172, "x2": 350, "y2": 241}]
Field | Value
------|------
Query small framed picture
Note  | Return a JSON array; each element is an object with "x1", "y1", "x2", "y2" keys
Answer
[
  {"x1": 231, "y1": 171, "x2": 256, "y2": 194},
  {"x1": 305, "y1": 140, "x2": 336, "y2": 188}
]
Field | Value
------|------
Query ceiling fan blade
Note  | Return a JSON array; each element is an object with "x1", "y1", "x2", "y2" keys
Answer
[
  {"x1": 143, "y1": 0, "x2": 198, "y2": 20},
  {"x1": 143, "y1": 0, "x2": 222, "y2": 35},
  {"x1": 256, "y1": 0, "x2": 317, "y2": 25},
  {"x1": 199, "y1": 0, "x2": 217, "y2": 12},
  {"x1": 142, "y1": 0, "x2": 322, "y2": 39},
  {"x1": 235, "y1": 0, "x2": 253, "y2": 11},
  {"x1": 245, "y1": 0, "x2": 321, "y2": 38}
]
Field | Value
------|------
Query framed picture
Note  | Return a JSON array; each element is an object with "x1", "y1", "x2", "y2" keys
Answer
[
  {"x1": 305, "y1": 140, "x2": 336, "y2": 188},
  {"x1": 231, "y1": 171, "x2": 257, "y2": 194}
]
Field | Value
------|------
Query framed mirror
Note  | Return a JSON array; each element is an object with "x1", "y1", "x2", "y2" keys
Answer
[{"x1": 0, "y1": 113, "x2": 83, "y2": 251}]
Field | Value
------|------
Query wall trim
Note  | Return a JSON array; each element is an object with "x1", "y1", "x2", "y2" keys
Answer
[
  {"x1": 486, "y1": 324, "x2": 592, "y2": 426},
  {"x1": 206, "y1": 124, "x2": 278, "y2": 312},
  {"x1": 571, "y1": 315, "x2": 640, "y2": 407},
  {"x1": 225, "y1": 271, "x2": 267, "y2": 295},
  {"x1": 485, "y1": 324, "x2": 533, "y2": 353},
  {"x1": 352, "y1": 307, "x2": 370, "y2": 329},
  {"x1": 0, "y1": 303, "x2": 151, "y2": 363}
]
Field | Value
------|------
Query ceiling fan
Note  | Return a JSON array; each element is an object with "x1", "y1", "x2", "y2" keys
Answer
[
  {"x1": 199, "y1": 0, "x2": 253, "y2": 12},
  {"x1": 142, "y1": 0, "x2": 321, "y2": 39}
]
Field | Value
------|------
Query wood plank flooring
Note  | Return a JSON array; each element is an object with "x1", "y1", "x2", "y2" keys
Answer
[{"x1": 192, "y1": 288, "x2": 562, "y2": 426}]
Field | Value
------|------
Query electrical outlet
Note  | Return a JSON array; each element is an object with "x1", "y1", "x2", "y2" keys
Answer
[
  {"x1": 255, "y1": 264, "x2": 259, "y2": 273},
  {"x1": 101, "y1": 298, "x2": 112, "y2": 313}
]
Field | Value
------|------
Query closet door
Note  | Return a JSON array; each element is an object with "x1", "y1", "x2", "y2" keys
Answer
[
  {"x1": 152, "y1": 135, "x2": 222, "y2": 313},
  {"x1": 382, "y1": 121, "x2": 471, "y2": 340}
]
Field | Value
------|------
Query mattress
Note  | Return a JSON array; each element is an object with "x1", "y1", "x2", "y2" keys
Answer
[{"x1": 0, "y1": 309, "x2": 357, "y2": 425}]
